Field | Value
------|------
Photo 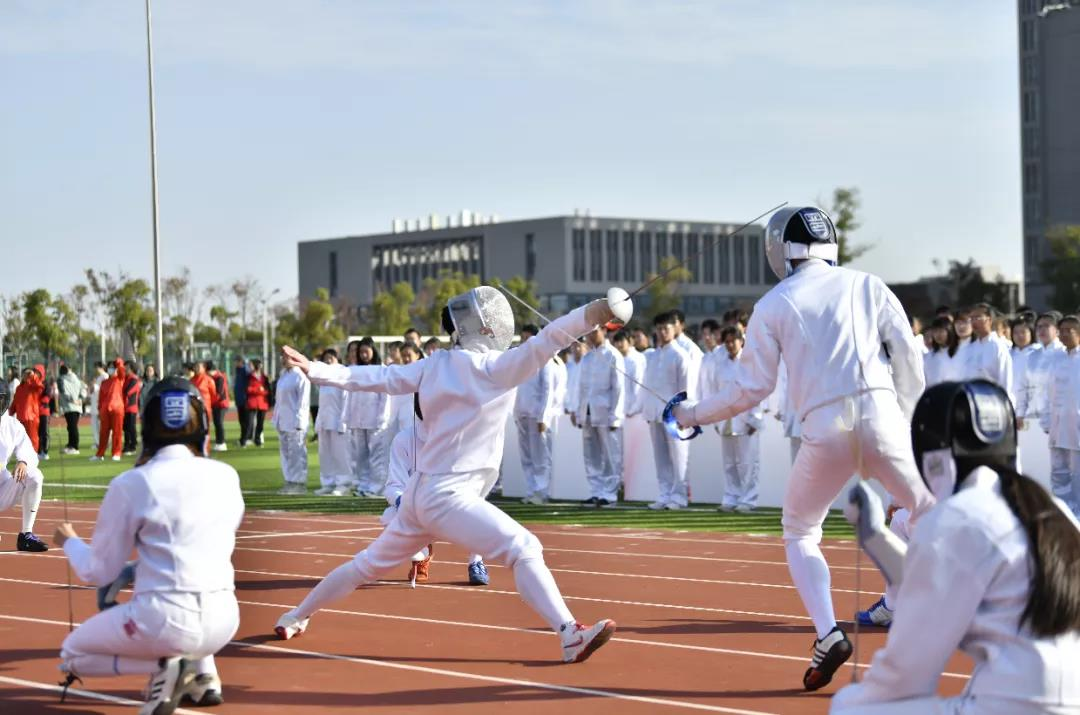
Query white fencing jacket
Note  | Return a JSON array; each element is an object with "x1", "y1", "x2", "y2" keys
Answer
[
  {"x1": 0, "y1": 414, "x2": 38, "y2": 469},
  {"x1": 832, "y1": 467, "x2": 1080, "y2": 712},
  {"x1": 272, "y1": 367, "x2": 311, "y2": 433},
  {"x1": 63, "y1": 445, "x2": 244, "y2": 592},
  {"x1": 308, "y1": 305, "x2": 592, "y2": 476},
  {"x1": 676, "y1": 260, "x2": 924, "y2": 427},
  {"x1": 1016, "y1": 340, "x2": 1065, "y2": 421},
  {"x1": 621, "y1": 349, "x2": 647, "y2": 417},
  {"x1": 574, "y1": 341, "x2": 625, "y2": 427},
  {"x1": 315, "y1": 383, "x2": 348, "y2": 433},
  {"x1": 641, "y1": 341, "x2": 692, "y2": 423},
  {"x1": 1046, "y1": 347, "x2": 1080, "y2": 450}
]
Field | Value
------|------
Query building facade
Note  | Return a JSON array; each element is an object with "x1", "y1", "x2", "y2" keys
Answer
[
  {"x1": 298, "y1": 214, "x2": 773, "y2": 321},
  {"x1": 1019, "y1": 0, "x2": 1080, "y2": 307}
]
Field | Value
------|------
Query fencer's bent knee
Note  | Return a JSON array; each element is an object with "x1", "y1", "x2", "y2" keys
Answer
[{"x1": 500, "y1": 529, "x2": 543, "y2": 568}]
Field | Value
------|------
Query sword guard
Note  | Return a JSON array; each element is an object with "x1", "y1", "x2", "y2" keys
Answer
[{"x1": 662, "y1": 391, "x2": 702, "y2": 441}]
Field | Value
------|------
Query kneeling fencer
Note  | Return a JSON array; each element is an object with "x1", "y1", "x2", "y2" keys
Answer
[
  {"x1": 275, "y1": 285, "x2": 632, "y2": 663},
  {"x1": 0, "y1": 380, "x2": 48, "y2": 551},
  {"x1": 834, "y1": 380, "x2": 1080, "y2": 714},
  {"x1": 53, "y1": 378, "x2": 244, "y2": 715},
  {"x1": 671, "y1": 207, "x2": 936, "y2": 690}
]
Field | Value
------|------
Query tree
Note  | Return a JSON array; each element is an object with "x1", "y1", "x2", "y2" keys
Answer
[
  {"x1": 277, "y1": 288, "x2": 345, "y2": 355},
  {"x1": 646, "y1": 256, "x2": 692, "y2": 321},
  {"x1": 946, "y1": 259, "x2": 1016, "y2": 312},
  {"x1": 231, "y1": 276, "x2": 263, "y2": 335},
  {"x1": 208, "y1": 305, "x2": 236, "y2": 347},
  {"x1": 22, "y1": 289, "x2": 77, "y2": 366},
  {"x1": 413, "y1": 271, "x2": 480, "y2": 334},
  {"x1": 1043, "y1": 225, "x2": 1080, "y2": 311},
  {"x1": 367, "y1": 282, "x2": 415, "y2": 335},
  {"x1": 1, "y1": 294, "x2": 31, "y2": 365},
  {"x1": 490, "y1": 276, "x2": 541, "y2": 327},
  {"x1": 825, "y1": 187, "x2": 873, "y2": 266},
  {"x1": 86, "y1": 269, "x2": 156, "y2": 358},
  {"x1": 163, "y1": 267, "x2": 205, "y2": 361},
  {"x1": 66, "y1": 284, "x2": 97, "y2": 375}
]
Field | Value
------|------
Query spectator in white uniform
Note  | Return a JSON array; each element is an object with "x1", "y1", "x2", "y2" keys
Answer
[
  {"x1": 574, "y1": 325, "x2": 626, "y2": 506},
  {"x1": 388, "y1": 343, "x2": 423, "y2": 435},
  {"x1": 1016, "y1": 311, "x2": 1064, "y2": 430},
  {"x1": 962, "y1": 303, "x2": 1013, "y2": 403},
  {"x1": 89, "y1": 361, "x2": 107, "y2": 451},
  {"x1": 612, "y1": 330, "x2": 646, "y2": 418},
  {"x1": 671, "y1": 309, "x2": 703, "y2": 390},
  {"x1": 513, "y1": 324, "x2": 558, "y2": 505},
  {"x1": 53, "y1": 378, "x2": 244, "y2": 713},
  {"x1": 313, "y1": 349, "x2": 351, "y2": 496},
  {"x1": 0, "y1": 381, "x2": 48, "y2": 552},
  {"x1": 273, "y1": 365, "x2": 311, "y2": 495},
  {"x1": 1045, "y1": 315, "x2": 1080, "y2": 516},
  {"x1": 922, "y1": 316, "x2": 959, "y2": 388},
  {"x1": 642, "y1": 311, "x2": 693, "y2": 510},
  {"x1": 833, "y1": 380, "x2": 1080, "y2": 714},
  {"x1": 1009, "y1": 318, "x2": 1040, "y2": 394},
  {"x1": 548, "y1": 350, "x2": 568, "y2": 427},
  {"x1": 630, "y1": 327, "x2": 654, "y2": 357},
  {"x1": 563, "y1": 340, "x2": 587, "y2": 416},
  {"x1": 672, "y1": 207, "x2": 935, "y2": 691},
  {"x1": 345, "y1": 339, "x2": 392, "y2": 497}
]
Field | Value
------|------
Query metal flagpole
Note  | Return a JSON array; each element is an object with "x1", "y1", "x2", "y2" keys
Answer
[{"x1": 145, "y1": 0, "x2": 165, "y2": 373}]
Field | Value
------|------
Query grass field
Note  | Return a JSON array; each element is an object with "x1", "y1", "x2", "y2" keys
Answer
[{"x1": 34, "y1": 421, "x2": 854, "y2": 537}]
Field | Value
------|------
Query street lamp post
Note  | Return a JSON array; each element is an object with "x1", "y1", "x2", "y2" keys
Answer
[
  {"x1": 145, "y1": 0, "x2": 165, "y2": 373},
  {"x1": 262, "y1": 288, "x2": 281, "y2": 373}
]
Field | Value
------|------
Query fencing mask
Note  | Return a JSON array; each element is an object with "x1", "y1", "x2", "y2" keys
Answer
[{"x1": 444, "y1": 286, "x2": 515, "y2": 353}]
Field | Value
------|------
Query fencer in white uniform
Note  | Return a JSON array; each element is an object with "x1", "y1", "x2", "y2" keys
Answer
[
  {"x1": 574, "y1": 326, "x2": 626, "y2": 505},
  {"x1": 672, "y1": 207, "x2": 936, "y2": 691},
  {"x1": 834, "y1": 380, "x2": 1080, "y2": 715},
  {"x1": 345, "y1": 339, "x2": 392, "y2": 497},
  {"x1": 513, "y1": 324, "x2": 558, "y2": 504},
  {"x1": 53, "y1": 378, "x2": 244, "y2": 714},
  {"x1": 0, "y1": 381, "x2": 48, "y2": 551},
  {"x1": 275, "y1": 286, "x2": 624, "y2": 663},
  {"x1": 273, "y1": 365, "x2": 310, "y2": 494},
  {"x1": 643, "y1": 312, "x2": 694, "y2": 510},
  {"x1": 313, "y1": 349, "x2": 351, "y2": 496}
]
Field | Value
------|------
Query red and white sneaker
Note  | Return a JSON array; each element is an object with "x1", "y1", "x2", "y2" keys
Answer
[
  {"x1": 274, "y1": 612, "x2": 309, "y2": 640},
  {"x1": 560, "y1": 619, "x2": 617, "y2": 663}
]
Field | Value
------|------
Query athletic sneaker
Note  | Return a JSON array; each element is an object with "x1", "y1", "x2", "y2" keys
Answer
[
  {"x1": 213, "y1": 443, "x2": 228, "y2": 452},
  {"x1": 855, "y1": 595, "x2": 894, "y2": 628},
  {"x1": 523, "y1": 494, "x2": 548, "y2": 505},
  {"x1": 274, "y1": 612, "x2": 309, "y2": 640},
  {"x1": 735, "y1": 504, "x2": 754, "y2": 513},
  {"x1": 802, "y1": 626, "x2": 852, "y2": 691},
  {"x1": 16, "y1": 532, "x2": 48, "y2": 552},
  {"x1": 111, "y1": 455, "x2": 121, "y2": 462},
  {"x1": 313, "y1": 486, "x2": 336, "y2": 496},
  {"x1": 89, "y1": 455, "x2": 103, "y2": 462},
  {"x1": 182, "y1": 673, "x2": 224, "y2": 707},
  {"x1": 329, "y1": 486, "x2": 352, "y2": 497},
  {"x1": 468, "y1": 560, "x2": 489, "y2": 586},
  {"x1": 718, "y1": 504, "x2": 736, "y2": 513},
  {"x1": 140, "y1": 657, "x2": 194, "y2": 715},
  {"x1": 97, "y1": 561, "x2": 137, "y2": 610},
  {"x1": 664, "y1": 502, "x2": 684, "y2": 511},
  {"x1": 647, "y1": 501, "x2": 667, "y2": 510},
  {"x1": 560, "y1": 619, "x2": 617, "y2": 663},
  {"x1": 582, "y1": 496, "x2": 600, "y2": 506},
  {"x1": 276, "y1": 483, "x2": 307, "y2": 495}
]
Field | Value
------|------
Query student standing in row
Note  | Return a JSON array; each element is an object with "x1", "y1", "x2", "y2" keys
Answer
[
  {"x1": 574, "y1": 325, "x2": 625, "y2": 507},
  {"x1": 345, "y1": 339, "x2": 391, "y2": 497},
  {"x1": 643, "y1": 311, "x2": 693, "y2": 510},
  {"x1": 514, "y1": 325, "x2": 558, "y2": 505},
  {"x1": 274, "y1": 364, "x2": 311, "y2": 495},
  {"x1": 314, "y1": 349, "x2": 350, "y2": 496}
]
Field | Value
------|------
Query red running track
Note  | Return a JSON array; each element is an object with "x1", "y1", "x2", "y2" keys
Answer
[{"x1": 0, "y1": 504, "x2": 970, "y2": 713}]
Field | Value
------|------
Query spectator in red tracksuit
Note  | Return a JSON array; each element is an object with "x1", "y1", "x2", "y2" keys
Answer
[
  {"x1": 245, "y1": 359, "x2": 271, "y2": 447},
  {"x1": 121, "y1": 361, "x2": 142, "y2": 455},
  {"x1": 9, "y1": 366, "x2": 44, "y2": 453},
  {"x1": 93, "y1": 359, "x2": 126, "y2": 461},
  {"x1": 206, "y1": 360, "x2": 231, "y2": 452},
  {"x1": 38, "y1": 370, "x2": 56, "y2": 459},
  {"x1": 190, "y1": 361, "x2": 217, "y2": 454}
]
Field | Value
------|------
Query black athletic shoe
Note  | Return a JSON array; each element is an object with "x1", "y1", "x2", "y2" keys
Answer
[
  {"x1": 182, "y1": 673, "x2": 224, "y2": 707},
  {"x1": 802, "y1": 626, "x2": 852, "y2": 691},
  {"x1": 596, "y1": 498, "x2": 612, "y2": 507},
  {"x1": 582, "y1": 496, "x2": 600, "y2": 506},
  {"x1": 17, "y1": 532, "x2": 49, "y2": 552}
]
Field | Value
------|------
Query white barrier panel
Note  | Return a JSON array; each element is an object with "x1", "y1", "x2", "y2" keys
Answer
[{"x1": 500, "y1": 415, "x2": 1054, "y2": 508}]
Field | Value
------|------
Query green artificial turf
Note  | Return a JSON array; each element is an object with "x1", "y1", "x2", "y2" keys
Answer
[{"x1": 36, "y1": 423, "x2": 854, "y2": 538}]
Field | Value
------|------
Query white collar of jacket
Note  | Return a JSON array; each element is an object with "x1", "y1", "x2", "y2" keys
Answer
[{"x1": 152, "y1": 444, "x2": 198, "y2": 461}]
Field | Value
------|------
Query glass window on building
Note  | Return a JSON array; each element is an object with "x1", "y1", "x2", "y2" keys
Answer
[
  {"x1": 717, "y1": 234, "x2": 730, "y2": 283},
  {"x1": 589, "y1": 229, "x2": 602, "y2": 281},
  {"x1": 572, "y1": 229, "x2": 586, "y2": 281},
  {"x1": 623, "y1": 231, "x2": 636, "y2": 282},
  {"x1": 733, "y1": 235, "x2": 746, "y2": 284},
  {"x1": 656, "y1": 232, "x2": 668, "y2": 269},
  {"x1": 606, "y1": 229, "x2": 619, "y2": 282},
  {"x1": 525, "y1": 233, "x2": 536, "y2": 281},
  {"x1": 687, "y1": 233, "x2": 700, "y2": 283},
  {"x1": 329, "y1": 251, "x2": 338, "y2": 297},
  {"x1": 748, "y1": 235, "x2": 762, "y2": 284},
  {"x1": 703, "y1": 234, "x2": 716, "y2": 283},
  {"x1": 640, "y1": 232, "x2": 653, "y2": 279},
  {"x1": 672, "y1": 232, "x2": 684, "y2": 265}
]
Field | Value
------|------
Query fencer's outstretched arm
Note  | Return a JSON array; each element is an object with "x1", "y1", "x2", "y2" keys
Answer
[
  {"x1": 843, "y1": 482, "x2": 907, "y2": 586},
  {"x1": 673, "y1": 314, "x2": 781, "y2": 426},
  {"x1": 874, "y1": 277, "x2": 925, "y2": 421},
  {"x1": 63, "y1": 482, "x2": 140, "y2": 587},
  {"x1": 307, "y1": 357, "x2": 426, "y2": 395}
]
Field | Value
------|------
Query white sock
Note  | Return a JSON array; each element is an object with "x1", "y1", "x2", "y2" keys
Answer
[
  {"x1": 193, "y1": 655, "x2": 217, "y2": 678},
  {"x1": 63, "y1": 654, "x2": 160, "y2": 677},
  {"x1": 512, "y1": 555, "x2": 574, "y2": 633},
  {"x1": 294, "y1": 561, "x2": 365, "y2": 620},
  {"x1": 469, "y1": 554, "x2": 483, "y2": 565},
  {"x1": 882, "y1": 588, "x2": 896, "y2": 612},
  {"x1": 785, "y1": 540, "x2": 835, "y2": 640},
  {"x1": 21, "y1": 476, "x2": 41, "y2": 533}
]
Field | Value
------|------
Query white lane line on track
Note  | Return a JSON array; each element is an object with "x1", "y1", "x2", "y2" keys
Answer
[
  {"x1": 0, "y1": 674, "x2": 201, "y2": 713},
  {"x1": 0, "y1": 576, "x2": 969, "y2": 681},
  {"x1": 0, "y1": 614, "x2": 776, "y2": 714},
  {"x1": 234, "y1": 527, "x2": 382, "y2": 540}
]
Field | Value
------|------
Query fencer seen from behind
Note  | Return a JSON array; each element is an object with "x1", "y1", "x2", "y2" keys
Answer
[
  {"x1": 672, "y1": 206, "x2": 936, "y2": 691},
  {"x1": 275, "y1": 286, "x2": 629, "y2": 663}
]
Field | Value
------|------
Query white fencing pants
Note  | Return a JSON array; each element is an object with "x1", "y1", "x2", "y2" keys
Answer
[
  {"x1": 1049, "y1": 446, "x2": 1077, "y2": 512},
  {"x1": 0, "y1": 467, "x2": 43, "y2": 533},
  {"x1": 61, "y1": 591, "x2": 239, "y2": 679},
  {"x1": 318, "y1": 430, "x2": 352, "y2": 489},
  {"x1": 783, "y1": 391, "x2": 936, "y2": 639},
  {"x1": 720, "y1": 434, "x2": 758, "y2": 508},
  {"x1": 278, "y1": 430, "x2": 308, "y2": 485},
  {"x1": 516, "y1": 417, "x2": 552, "y2": 499},
  {"x1": 351, "y1": 427, "x2": 390, "y2": 493},
  {"x1": 581, "y1": 424, "x2": 623, "y2": 502},
  {"x1": 648, "y1": 422, "x2": 690, "y2": 507},
  {"x1": 290, "y1": 469, "x2": 575, "y2": 634}
]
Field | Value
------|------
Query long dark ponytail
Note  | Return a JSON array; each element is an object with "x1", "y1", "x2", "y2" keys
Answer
[{"x1": 996, "y1": 467, "x2": 1080, "y2": 637}]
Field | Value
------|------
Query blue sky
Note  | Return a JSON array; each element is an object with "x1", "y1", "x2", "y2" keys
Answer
[{"x1": 1, "y1": 1, "x2": 1022, "y2": 307}]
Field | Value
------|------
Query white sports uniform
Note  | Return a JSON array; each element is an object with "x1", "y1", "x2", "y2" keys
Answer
[
  {"x1": 831, "y1": 468, "x2": 1080, "y2": 714},
  {"x1": 60, "y1": 445, "x2": 243, "y2": 680},
  {"x1": 701, "y1": 348, "x2": 763, "y2": 510},
  {"x1": 273, "y1": 367, "x2": 310, "y2": 486},
  {"x1": 961, "y1": 334, "x2": 1014, "y2": 404},
  {"x1": 1045, "y1": 346, "x2": 1080, "y2": 514},
  {"x1": 315, "y1": 382, "x2": 350, "y2": 489},
  {"x1": 345, "y1": 387, "x2": 391, "y2": 494},
  {"x1": 514, "y1": 357, "x2": 558, "y2": 500},
  {"x1": 642, "y1": 340, "x2": 693, "y2": 508},
  {"x1": 281, "y1": 305, "x2": 599, "y2": 639},
  {"x1": 574, "y1": 340, "x2": 626, "y2": 503},
  {"x1": 675, "y1": 259, "x2": 936, "y2": 638},
  {"x1": 0, "y1": 414, "x2": 44, "y2": 534}
]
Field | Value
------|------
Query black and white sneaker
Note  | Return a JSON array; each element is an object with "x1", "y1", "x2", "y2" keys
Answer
[
  {"x1": 17, "y1": 532, "x2": 49, "y2": 552},
  {"x1": 802, "y1": 626, "x2": 852, "y2": 691},
  {"x1": 140, "y1": 657, "x2": 194, "y2": 715},
  {"x1": 182, "y1": 673, "x2": 224, "y2": 707}
]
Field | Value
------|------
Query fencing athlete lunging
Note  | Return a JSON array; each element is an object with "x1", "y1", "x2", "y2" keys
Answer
[
  {"x1": 275, "y1": 286, "x2": 631, "y2": 663},
  {"x1": 834, "y1": 380, "x2": 1080, "y2": 714},
  {"x1": 671, "y1": 206, "x2": 937, "y2": 691},
  {"x1": 53, "y1": 378, "x2": 244, "y2": 715},
  {"x1": 0, "y1": 380, "x2": 48, "y2": 552}
]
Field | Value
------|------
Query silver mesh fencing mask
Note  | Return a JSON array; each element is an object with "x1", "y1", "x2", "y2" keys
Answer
[{"x1": 446, "y1": 286, "x2": 515, "y2": 353}]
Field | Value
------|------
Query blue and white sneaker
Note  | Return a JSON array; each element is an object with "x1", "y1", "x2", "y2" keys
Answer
[
  {"x1": 855, "y1": 595, "x2": 894, "y2": 628},
  {"x1": 97, "y1": 561, "x2": 137, "y2": 611},
  {"x1": 468, "y1": 560, "x2": 489, "y2": 586}
]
